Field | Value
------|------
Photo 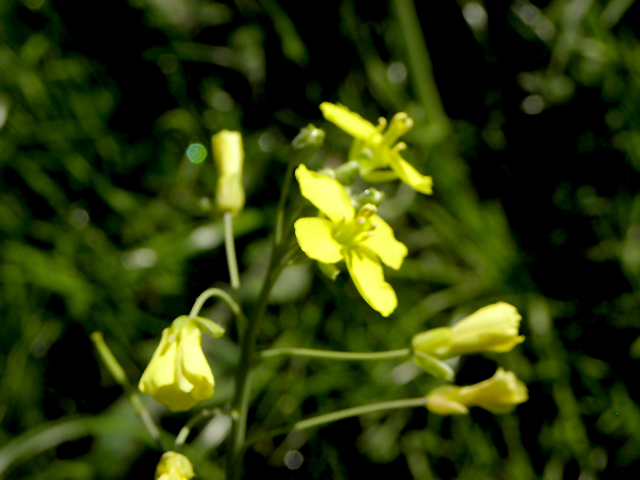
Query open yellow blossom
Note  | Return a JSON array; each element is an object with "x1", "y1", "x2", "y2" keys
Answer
[
  {"x1": 425, "y1": 368, "x2": 528, "y2": 415},
  {"x1": 412, "y1": 302, "x2": 524, "y2": 361},
  {"x1": 294, "y1": 164, "x2": 407, "y2": 316},
  {"x1": 139, "y1": 315, "x2": 224, "y2": 412},
  {"x1": 155, "y1": 451, "x2": 194, "y2": 480},
  {"x1": 320, "y1": 102, "x2": 432, "y2": 194}
]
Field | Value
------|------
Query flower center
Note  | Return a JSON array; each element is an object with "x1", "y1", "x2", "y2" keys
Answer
[{"x1": 332, "y1": 204, "x2": 377, "y2": 247}]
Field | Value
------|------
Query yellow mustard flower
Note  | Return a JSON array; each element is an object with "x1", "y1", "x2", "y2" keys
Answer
[
  {"x1": 155, "y1": 451, "x2": 195, "y2": 480},
  {"x1": 139, "y1": 315, "x2": 222, "y2": 412},
  {"x1": 412, "y1": 302, "x2": 524, "y2": 361},
  {"x1": 319, "y1": 102, "x2": 433, "y2": 194},
  {"x1": 425, "y1": 368, "x2": 528, "y2": 415},
  {"x1": 294, "y1": 164, "x2": 407, "y2": 316},
  {"x1": 212, "y1": 130, "x2": 245, "y2": 216}
]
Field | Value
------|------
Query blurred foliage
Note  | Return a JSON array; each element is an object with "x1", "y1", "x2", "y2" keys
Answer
[{"x1": 1, "y1": 0, "x2": 640, "y2": 479}]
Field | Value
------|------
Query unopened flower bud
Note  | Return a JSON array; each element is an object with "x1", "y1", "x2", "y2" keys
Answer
[
  {"x1": 212, "y1": 130, "x2": 245, "y2": 216},
  {"x1": 425, "y1": 368, "x2": 528, "y2": 415},
  {"x1": 412, "y1": 302, "x2": 524, "y2": 361},
  {"x1": 155, "y1": 451, "x2": 194, "y2": 480}
]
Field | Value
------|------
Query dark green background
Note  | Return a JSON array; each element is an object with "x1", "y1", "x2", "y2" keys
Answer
[{"x1": 1, "y1": 0, "x2": 639, "y2": 478}]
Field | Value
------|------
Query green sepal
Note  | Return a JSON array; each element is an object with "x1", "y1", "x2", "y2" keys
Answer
[
  {"x1": 333, "y1": 160, "x2": 361, "y2": 186},
  {"x1": 192, "y1": 316, "x2": 226, "y2": 338},
  {"x1": 318, "y1": 261, "x2": 340, "y2": 280},
  {"x1": 361, "y1": 170, "x2": 400, "y2": 183},
  {"x1": 289, "y1": 124, "x2": 326, "y2": 168},
  {"x1": 352, "y1": 187, "x2": 385, "y2": 210},
  {"x1": 413, "y1": 351, "x2": 454, "y2": 382},
  {"x1": 412, "y1": 327, "x2": 453, "y2": 359},
  {"x1": 292, "y1": 124, "x2": 326, "y2": 150}
]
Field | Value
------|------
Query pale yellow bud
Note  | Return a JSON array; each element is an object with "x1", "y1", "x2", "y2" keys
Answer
[
  {"x1": 139, "y1": 316, "x2": 214, "y2": 412},
  {"x1": 412, "y1": 302, "x2": 524, "y2": 361},
  {"x1": 212, "y1": 130, "x2": 245, "y2": 215},
  {"x1": 425, "y1": 368, "x2": 528, "y2": 415},
  {"x1": 155, "y1": 451, "x2": 194, "y2": 480},
  {"x1": 457, "y1": 368, "x2": 528, "y2": 414}
]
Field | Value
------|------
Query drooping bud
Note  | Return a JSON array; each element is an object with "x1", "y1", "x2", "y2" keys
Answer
[
  {"x1": 212, "y1": 130, "x2": 245, "y2": 216},
  {"x1": 139, "y1": 316, "x2": 222, "y2": 412}
]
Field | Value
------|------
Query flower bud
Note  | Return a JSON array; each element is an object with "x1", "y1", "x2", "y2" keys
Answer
[
  {"x1": 139, "y1": 316, "x2": 215, "y2": 412},
  {"x1": 412, "y1": 302, "x2": 524, "y2": 360},
  {"x1": 155, "y1": 451, "x2": 194, "y2": 480},
  {"x1": 212, "y1": 130, "x2": 245, "y2": 216},
  {"x1": 425, "y1": 368, "x2": 528, "y2": 415}
]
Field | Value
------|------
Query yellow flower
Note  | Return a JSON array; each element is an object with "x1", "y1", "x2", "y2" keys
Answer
[
  {"x1": 155, "y1": 451, "x2": 194, "y2": 480},
  {"x1": 139, "y1": 316, "x2": 217, "y2": 412},
  {"x1": 425, "y1": 368, "x2": 528, "y2": 415},
  {"x1": 212, "y1": 130, "x2": 245, "y2": 216},
  {"x1": 412, "y1": 302, "x2": 524, "y2": 361},
  {"x1": 294, "y1": 164, "x2": 407, "y2": 316},
  {"x1": 319, "y1": 102, "x2": 432, "y2": 194}
]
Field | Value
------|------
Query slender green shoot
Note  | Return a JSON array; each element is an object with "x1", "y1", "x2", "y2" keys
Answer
[
  {"x1": 90, "y1": 332, "x2": 164, "y2": 451},
  {"x1": 224, "y1": 212, "x2": 241, "y2": 292},
  {"x1": 260, "y1": 347, "x2": 411, "y2": 361},
  {"x1": 245, "y1": 397, "x2": 427, "y2": 448}
]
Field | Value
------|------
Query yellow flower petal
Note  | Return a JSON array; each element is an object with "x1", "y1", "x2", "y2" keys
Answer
[
  {"x1": 179, "y1": 325, "x2": 214, "y2": 401},
  {"x1": 139, "y1": 329, "x2": 176, "y2": 393},
  {"x1": 139, "y1": 318, "x2": 215, "y2": 412},
  {"x1": 294, "y1": 217, "x2": 344, "y2": 263},
  {"x1": 448, "y1": 302, "x2": 524, "y2": 356},
  {"x1": 388, "y1": 152, "x2": 433, "y2": 194},
  {"x1": 361, "y1": 215, "x2": 408, "y2": 270},
  {"x1": 320, "y1": 102, "x2": 383, "y2": 144},
  {"x1": 345, "y1": 246, "x2": 397, "y2": 316},
  {"x1": 295, "y1": 165, "x2": 355, "y2": 223}
]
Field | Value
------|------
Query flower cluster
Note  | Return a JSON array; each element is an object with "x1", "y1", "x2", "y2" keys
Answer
[
  {"x1": 127, "y1": 105, "x2": 528, "y2": 480},
  {"x1": 293, "y1": 103, "x2": 433, "y2": 316}
]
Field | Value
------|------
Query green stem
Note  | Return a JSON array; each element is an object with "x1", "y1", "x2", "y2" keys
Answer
[
  {"x1": 227, "y1": 251, "x2": 288, "y2": 480},
  {"x1": 189, "y1": 288, "x2": 242, "y2": 319},
  {"x1": 274, "y1": 160, "x2": 297, "y2": 246},
  {"x1": 189, "y1": 287, "x2": 246, "y2": 336},
  {"x1": 224, "y1": 212, "x2": 241, "y2": 292},
  {"x1": 260, "y1": 347, "x2": 411, "y2": 361},
  {"x1": 245, "y1": 397, "x2": 427, "y2": 448},
  {"x1": 227, "y1": 128, "x2": 323, "y2": 478},
  {"x1": 90, "y1": 332, "x2": 164, "y2": 451},
  {"x1": 392, "y1": 0, "x2": 449, "y2": 125}
]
